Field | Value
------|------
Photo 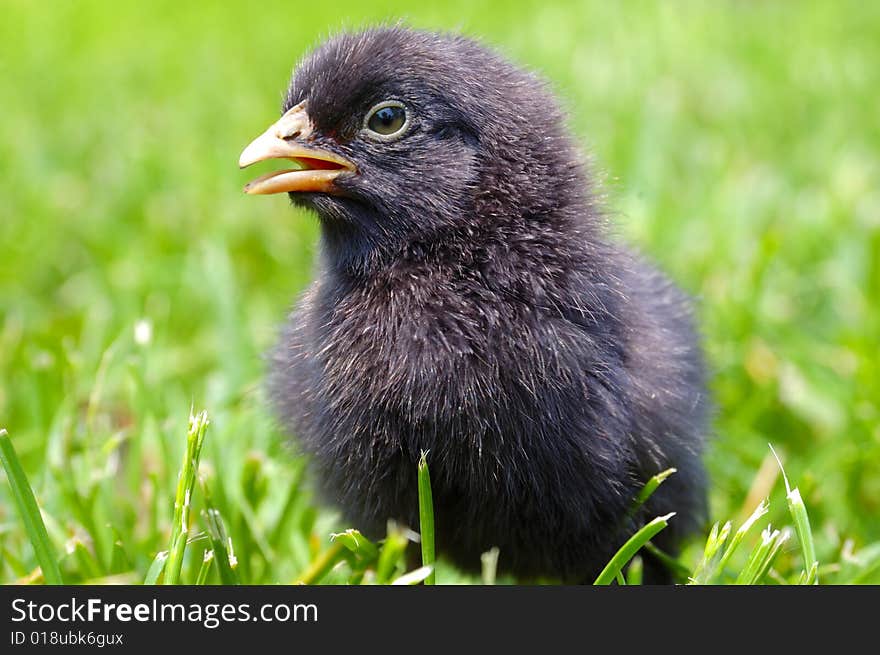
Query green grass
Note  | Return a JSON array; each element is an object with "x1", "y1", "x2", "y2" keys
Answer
[
  {"x1": 417, "y1": 451, "x2": 436, "y2": 585},
  {"x1": 2, "y1": 0, "x2": 879, "y2": 585},
  {"x1": 0, "y1": 429, "x2": 63, "y2": 584}
]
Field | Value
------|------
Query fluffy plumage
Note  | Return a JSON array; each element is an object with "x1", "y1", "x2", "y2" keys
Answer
[{"x1": 261, "y1": 26, "x2": 709, "y2": 583}]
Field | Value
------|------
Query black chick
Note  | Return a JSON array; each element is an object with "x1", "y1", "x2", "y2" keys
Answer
[{"x1": 240, "y1": 26, "x2": 709, "y2": 584}]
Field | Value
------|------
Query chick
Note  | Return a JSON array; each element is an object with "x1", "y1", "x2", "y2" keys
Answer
[{"x1": 240, "y1": 26, "x2": 709, "y2": 583}]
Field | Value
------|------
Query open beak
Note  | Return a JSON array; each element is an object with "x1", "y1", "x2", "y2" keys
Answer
[{"x1": 239, "y1": 101, "x2": 356, "y2": 195}]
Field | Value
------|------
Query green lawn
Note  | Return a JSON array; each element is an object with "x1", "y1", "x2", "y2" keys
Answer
[{"x1": 2, "y1": 0, "x2": 879, "y2": 584}]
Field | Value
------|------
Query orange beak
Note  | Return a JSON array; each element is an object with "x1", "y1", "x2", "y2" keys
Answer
[{"x1": 239, "y1": 101, "x2": 356, "y2": 195}]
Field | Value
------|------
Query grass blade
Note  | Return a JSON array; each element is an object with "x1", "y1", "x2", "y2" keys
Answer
[
  {"x1": 66, "y1": 537, "x2": 103, "y2": 581},
  {"x1": 786, "y1": 487, "x2": 818, "y2": 585},
  {"x1": 630, "y1": 468, "x2": 677, "y2": 515},
  {"x1": 144, "y1": 551, "x2": 168, "y2": 585},
  {"x1": 481, "y1": 547, "x2": 500, "y2": 585},
  {"x1": 0, "y1": 428, "x2": 64, "y2": 584},
  {"x1": 626, "y1": 556, "x2": 643, "y2": 585},
  {"x1": 392, "y1": 565, "x2": 433, "y2": 585},
  {"x1": 715, "y1": 499, "x2": 770, "y2": 575},
  {"x1": 594, "y1": 513, "x2": 675, "y2": 585},
  {"x1": 164, "y1": 410, "x2": 209, "y2": 585},
  {"x1": 331, "y1": 529, "x2": 379, "y2": 562},
  {"x1": 735, "y1": 526, "x2": 790, "y2": 585},
  {"x1": 417, "y1": 451, "x2": 436, "y2": 585},
  {"x1": 689, "y1": 520, "x2": 732, "y2": 584},
  {"x1": 294, "y1": 541, "x2": 346, "y2": 584},
  {"x1": 109, "y1": 528, "x2": 132, "y2": 575},
  {"x1": 770, "y1": 445, "x2": 818, "y2": 584},
  {"x1": 375, "y1": 524, "x2": 411, "y2": 585},
  {"x1": 195, "y1": 550, "x2": 214, "y2": 585},
  {"x1": 199, "y1": 471, "x2": 240, "y2": 584},
  {"x1": 798, "y1": 561, "x2": 819, "y2": 585},
  {"x1": 203, "y1": 507, "x2": 240, "y2": 585}
]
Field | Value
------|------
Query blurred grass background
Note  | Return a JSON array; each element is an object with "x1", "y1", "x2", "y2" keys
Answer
[{"x1": 1, "y1": 0, "x2": 878, "y2": 583}]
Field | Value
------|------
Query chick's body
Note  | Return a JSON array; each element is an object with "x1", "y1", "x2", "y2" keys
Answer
[{"x1": 248, "y1": 27, "x2": 709, "y2": 583}]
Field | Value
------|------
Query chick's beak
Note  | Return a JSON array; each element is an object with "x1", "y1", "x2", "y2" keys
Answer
[{"x1": 239, "y1": 101, "x2": 356, "y2": 195}]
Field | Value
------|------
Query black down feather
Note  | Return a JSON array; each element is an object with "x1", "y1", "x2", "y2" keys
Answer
[{"x1": 257, "y1": 26, "x2": 710, "y2": 583}]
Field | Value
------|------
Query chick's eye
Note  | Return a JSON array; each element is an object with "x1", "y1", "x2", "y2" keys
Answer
[{"x1": 365, "y1": 102, "x2": 407, "y2": 137}]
